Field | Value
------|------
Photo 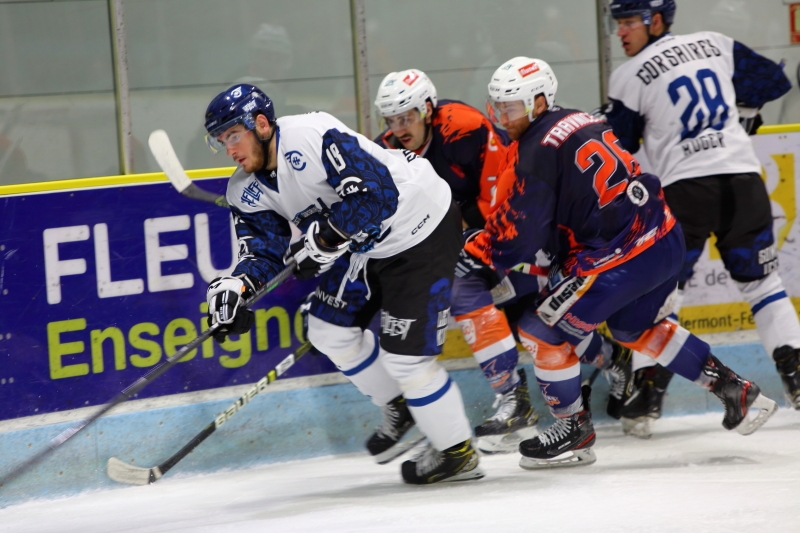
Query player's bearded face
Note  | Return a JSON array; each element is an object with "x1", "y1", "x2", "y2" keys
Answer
[
  {"x1": 488, "y1": 100, "x2": 530, "y2": 141},
  {"x1": 384, "y1": 109, "x2": 427, "y2": 150},
  {"x1": 614, "y1": 15, "x2": 648, "y2": 57},
  {"x1": 220, "y1": 125, "x2": 264, "y2": 173}
]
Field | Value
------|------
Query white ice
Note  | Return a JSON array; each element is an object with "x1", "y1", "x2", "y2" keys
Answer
[{"x1": 2, "y1": 409, "x2": 798, "y2": 533}]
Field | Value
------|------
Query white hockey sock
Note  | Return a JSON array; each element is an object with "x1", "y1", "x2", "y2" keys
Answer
[
  {"x1": 737, "y1": 272, "x2": 800, "y2": 358},
  {"x1": 382, "y1": 351, "x2": 472, "y2": 451},
  {"x1": 632, "y1": 350, "x2": 658, "y2": 372},
  {"x1": 307, "y1": 316, "x2": 401, "y2": 406}
]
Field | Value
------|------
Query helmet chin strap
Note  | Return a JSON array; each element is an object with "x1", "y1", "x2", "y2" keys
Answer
[{"x1": 256, "y1": 122, "x2": 278, "y2": 173}]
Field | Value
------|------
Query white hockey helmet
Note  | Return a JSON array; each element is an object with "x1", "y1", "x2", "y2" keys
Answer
[
  {"x1": 486, "y1": 57, "x2": 558, "y2": 123},
  {"x1": 374, "y1": 69, "x2": 438, "y2": 121}
]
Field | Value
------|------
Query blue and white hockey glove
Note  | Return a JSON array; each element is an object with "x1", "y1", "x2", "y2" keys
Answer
[
  {"x1": 206, "y1": 276, "x2": 255, "y2": 343},
  {"x1": 284, "y1": 220, "x2": 349, "y2": 280}
]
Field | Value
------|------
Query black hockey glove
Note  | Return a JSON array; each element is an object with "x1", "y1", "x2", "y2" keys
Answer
[
  {"x1": 284, "y1": 220, "x2": 349, "y2": 280},
  {"x1": 206, "y1": 276, "x2": 255, "y2": 343},
  {"x1": 454, "y1": 230, "x2": 502, "y2": 290}
]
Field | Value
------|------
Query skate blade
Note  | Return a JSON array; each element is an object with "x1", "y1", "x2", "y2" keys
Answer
[
  {"x1": 373, "y1": 429, "x2": 426, "y2": 465},
  {"x1": 444, "y1": 465, "x2": 485, "y2": 483},
  {"x1": 476, "y1": 426, "x2": 539, "y2": 454},
  {"x1": 519, "y1": 448, "x2": 597, "y2": 470},
  {"x1": 736, "y1": 393, "x2": 778, "y2": 436},
  {"x1": 621, "y1": 416, "x2": 653, "y2": 439}
]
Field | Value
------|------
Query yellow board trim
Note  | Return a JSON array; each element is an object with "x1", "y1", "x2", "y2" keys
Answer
[
  {"x1": 756, "y1": 124, "x2": 800, "y2": 135},
  {"x1": 0, "y1": 167, "x2": 237, "y2": 197}
]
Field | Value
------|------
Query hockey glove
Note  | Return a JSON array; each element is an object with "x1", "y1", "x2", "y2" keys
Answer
[
  {"x1": 206, "y1": 276, "x2": 255, "y2": 343},
  {"x1": 284, "y1": 220, "x2": 349, "y2": 280},
  {"x1": 455, "y1": 230, "x2": 502, "y2": 290}
]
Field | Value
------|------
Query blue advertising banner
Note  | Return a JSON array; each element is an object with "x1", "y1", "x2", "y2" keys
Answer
[{"x1": 0, "y1": 177, "x2": 337, "y2": 421}]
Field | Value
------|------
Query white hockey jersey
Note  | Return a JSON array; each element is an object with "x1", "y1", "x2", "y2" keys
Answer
[
  {"x1": 225, "y1": 112, "x2": 452, "y2": 284},
  {"x1": 608, "y1": 31, "x2": 761, "y2": 187}
]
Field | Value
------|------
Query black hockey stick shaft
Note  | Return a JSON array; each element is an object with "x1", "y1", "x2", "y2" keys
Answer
[
  {"x1": 156, "y1": 341, "x2": 313, "y2": 479},
  {"x1": 180, "y1": 181, "x2": 229, "y2": 208},
  {"x1": 0, "y1": 261, "x2": 296, "y2": 488},
  {"x1": 582, "y1": 367, "x2": 602, "y2": 388}
]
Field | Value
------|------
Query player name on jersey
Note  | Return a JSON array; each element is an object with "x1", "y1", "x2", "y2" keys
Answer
[{"x1": 635, "y1": 37, "x2": 722, "y2": 85}]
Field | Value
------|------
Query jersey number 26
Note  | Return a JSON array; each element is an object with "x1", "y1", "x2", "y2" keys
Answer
[{"x1": 575, "y1": 130, "x2": 641, "y2": 208}]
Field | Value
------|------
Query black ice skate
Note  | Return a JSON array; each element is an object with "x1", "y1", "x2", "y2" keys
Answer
[
  {"x1": 703, "y1": 355, "x2": 777, "y2": 435},
  {"x1": 401, "y1": 439, "x2": 484, "y2": 485},
  {"x1": 519, "y1": 385, "x2": 596, "y2": 469},
  {"x1": 366, "y1": 395, "x2": 424, "y2": 464},
  {"x1": 604, "y1": 341, "x2": 634, "y2": 419},
  {"x1": 474, "y1": 368, "x2": 540, "y2": 454},
  {"x1": 620, "y1": 365, "x2": 674, "y2": 439},
  {"x1": 773, "y1": 346, "x2": 800, "y2": 410}
]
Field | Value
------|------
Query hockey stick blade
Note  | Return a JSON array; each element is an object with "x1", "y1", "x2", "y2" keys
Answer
[
  {"x1": 106, "y1": 457, "x2": 162, "y2": 486},
  {"x1": 148, "y1": 129, "x2": 228, "y2": 208},
  {"x1": 107, "y1": 341, "x2": 313, "y2": 485},
  {"x1": 0, "y1": 262, "x2": 296, "y2": 488}
]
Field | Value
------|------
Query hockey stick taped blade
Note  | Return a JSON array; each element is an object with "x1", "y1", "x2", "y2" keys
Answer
[
  {"x1": 107, "y1": 457, "x2": 162, "y2": 485},
  {"x1": 148, "y1": 130, "x2": 192, "y2": 193}
]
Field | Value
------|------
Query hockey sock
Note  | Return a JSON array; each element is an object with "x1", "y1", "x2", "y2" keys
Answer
[
  {"x1": 308, "y1": 317, "x2": 402, "y2": 406},
  {"x1": 576, "y1": 332, "x2": 611, "y2": 369},
  {"x1": 615, "y1": 319, "x2": 710, "y2": 383},
  {"x1": 736, "y1": 273, "x2": 800, "y2": 357},
  {"x1": 456, "y1": 305, "x2": 520, "y2": 394},
  {"x1": 517, "y1": 328, "x2": 583, "y2": 418},
  {"x1": 382, "y1": 351, "x2": 472, "y2": 451}
]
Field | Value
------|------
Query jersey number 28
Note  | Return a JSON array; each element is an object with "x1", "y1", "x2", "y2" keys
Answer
[
  {"x1": 668, "y1": 69, "x2": 729, "y2": 141},
  {"x1": 575, "y1": 130, "x2": 640, "y2": 208}
]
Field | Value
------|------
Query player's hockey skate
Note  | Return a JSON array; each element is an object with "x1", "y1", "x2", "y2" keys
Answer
[
  {"x1": 401, "y1": 439, "x2": 484, "y2": 485},
  {"x1": 703, "y1": 355, "x2": 777, "y2": 435},
  {"x1": 367, "y1": 395, "x2": 425, "y2": 464},
  {"x1": 604, "y1": 342, "x2": 633, "y2": 419},
  {"x1": 773, "y1": 346, "x2": 800, "y2": 410},
  {"x1": 474, "y1": 368, "x2": 539, "y2": 454},
  {"x1": 620, "y1": 365, "x2": 674, "y2": 439},
  {"x1": 519, "y1": 385, "x2": 596, "y2": 469}
]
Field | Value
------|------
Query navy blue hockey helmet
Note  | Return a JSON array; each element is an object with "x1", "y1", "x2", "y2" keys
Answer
[
  {"x1": 204, "y1": 84, "x2": 275, "y2": 152},
  {"x1": 610, "y1": 0, "x2": 676, "y2": 26}
]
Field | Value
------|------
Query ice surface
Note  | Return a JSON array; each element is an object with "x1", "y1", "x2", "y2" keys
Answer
[{"x1": 2, "y1": 409, "x2": 799, "y2": 533}]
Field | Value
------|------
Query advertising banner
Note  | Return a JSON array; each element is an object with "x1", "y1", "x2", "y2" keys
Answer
[{"x1": 0, "y1": 177, "x2": 335, "y2": 421}]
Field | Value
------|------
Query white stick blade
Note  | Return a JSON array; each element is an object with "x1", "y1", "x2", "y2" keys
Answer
[
  {"x1": 107, "y1": 457, "x2": 160, "y2": 485},
  {"x1": 148, "y1": 129, "x2": 192, "y2": 193}
]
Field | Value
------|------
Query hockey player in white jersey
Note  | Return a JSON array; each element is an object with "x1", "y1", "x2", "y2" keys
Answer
[
  {"x1": 202, "y1": 84, "x2": 483, "y2": 484},
  {"x1": 606, "y1": 0, "x2": 799, "y2": 436}
]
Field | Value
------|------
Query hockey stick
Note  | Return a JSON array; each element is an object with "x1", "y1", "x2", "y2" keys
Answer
[
  {"x1": 582, "y1": 367, "x2": 601, "y2": 388},
  {"x1": 148, "y1": 129, "x2": 229, "y2": 208},
  {"x1": 107, "y1": 340, "x2": 314, "y2": 485},
  {"x1": 0, "y1": 262, "x2": 296, "y2": 488}
]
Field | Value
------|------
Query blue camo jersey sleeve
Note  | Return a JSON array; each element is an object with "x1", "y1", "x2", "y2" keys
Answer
[
  {"x1": 321, "y1": 128, "x2": 399, "y2": 248},
  {"x1": 732, "y1": 41, "x2": 791, "y2": 108},
  {"x1": 230, "y1": 205, "x2": 292, "y2": 286},
  {"x1": 605, "y1": 98, "x2": 646, "y2": 154}
]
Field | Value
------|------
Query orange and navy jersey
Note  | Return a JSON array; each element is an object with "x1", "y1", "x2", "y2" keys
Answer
[
  {"x1": 375, "y1": 100, "x2": 510, "y2": 227},
  {"x1": 466, "y1": 107, "x2": 676, "y2": 278}
]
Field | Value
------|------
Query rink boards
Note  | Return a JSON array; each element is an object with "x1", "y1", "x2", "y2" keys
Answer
[{"x1": 0, "y1": 126, "x2": 799, "y2": 506}]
